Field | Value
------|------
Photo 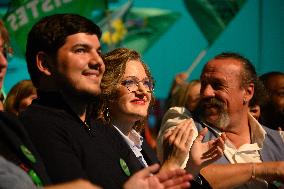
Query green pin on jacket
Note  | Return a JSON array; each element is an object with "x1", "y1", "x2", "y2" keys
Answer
[
  {"x1": 119, "y1": 158, "x2": 130, "y2": 176},
  {"x1": 20, "y1": 144, "x2": 36, "y2": 163}
]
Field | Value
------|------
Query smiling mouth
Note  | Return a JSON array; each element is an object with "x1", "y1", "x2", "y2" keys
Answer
[
  {"x1": 131, "y1": 99, "x2": 146, "y2": 105},
  {"x1": 83, "y1": 71, "x2": 102, "y2": 80}
]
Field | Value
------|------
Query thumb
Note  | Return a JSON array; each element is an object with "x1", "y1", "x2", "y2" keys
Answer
[{"x1": 194, "y1": 127, "x2": 208, "y2": 143}]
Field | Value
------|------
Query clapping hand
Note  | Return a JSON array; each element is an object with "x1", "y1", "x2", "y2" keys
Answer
[
  {"x1": 123, "y1": 164, "x2": 192, "y2": 189},
  {"x1": 186, "y1": 128, "x2": 226, "y2": 176}
]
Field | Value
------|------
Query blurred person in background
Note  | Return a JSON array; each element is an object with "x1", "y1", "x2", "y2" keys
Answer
[
  {"x1": 0, "y1": 20, "x2": 11, "y2": 111},
  {"x1": 248, "y1": 77, "x2": 267, "y2": 121},
  {"x1": 167, "y1": 79, "x2": 201, "y2": 112},
  {"x1": 260, "y1": 72, "x2": 284, "y2": 131},
  {"x1": 4, "y1": 80, "x2": 37, "y2": 116}
]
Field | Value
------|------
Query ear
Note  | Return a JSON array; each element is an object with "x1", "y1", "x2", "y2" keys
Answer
[
  {"x1": 244, "y1": 83, "x2": 254, "y2": 103},
  {"x1": 36, "y1": 52, "x2": 52, "y2": 76}
]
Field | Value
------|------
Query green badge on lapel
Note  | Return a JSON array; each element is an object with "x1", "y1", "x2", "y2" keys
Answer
[
  {"x1": 28, "y1": 169, "x2": 43, "y2": 186},
  {"x1": 20, "y1": 145, "x2": 36, "y2": 163},
  {"x1": 119, "y1": 158, "x2": 130, "y2": 176}
]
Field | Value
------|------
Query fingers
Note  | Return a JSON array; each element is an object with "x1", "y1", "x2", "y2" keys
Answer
[
  {"x1": 164, "y1": 129, "x2": 174, "y2": 141},
  {"x1": 133, "y1": 164, "x2": 160, "y2": 179},
  {"x1": 165, "y1": 119, "x2": 193, "y2": 146},
  {"x1": 220, "y1": 132, "x2": 227, "y2": 141},
  {"x1": 170, "y1": 126, "x2": 183, "y2": 145},
  {"x1": 217, "y1": 134, "x2": 226, "y2": 151},
  {"x1": 201, "y1": 134, "x2": 225, "y2": 164},
  {"x1": 146, "y1": 176, "x2": 164, "y2": 189},
  {"x1": 157, "y1": 168, "x2": 193, "y2": 186},
  {"x1": 184, "y1": 129, "x2": 193, "y2": 148},
  {"x1": 194, "y1": 127, "x2": 208, "y2": 143},
  {"x1": 179, "y1": 120, "x2": 194, "y2": 146},
  {"x1": 157, "y1": 169, "x2": 187, "y2": 182},
  {"x1": 160, "y1": 170, "x2": 192, "y2": 189}
]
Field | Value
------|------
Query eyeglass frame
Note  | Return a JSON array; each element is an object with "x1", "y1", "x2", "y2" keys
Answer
[{"x1": 121, "y1": 76, "x2": 154, "y2": 93}]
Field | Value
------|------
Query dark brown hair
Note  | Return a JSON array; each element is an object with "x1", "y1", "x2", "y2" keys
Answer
[{"x1": 25, "y1": 13, "x2": 102, "y2": 87}]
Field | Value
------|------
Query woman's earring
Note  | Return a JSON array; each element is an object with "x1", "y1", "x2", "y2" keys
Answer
[
  {"x1": 243, "y1": 98, "x2": 247, "y2": 105},
  {"x1": 105, "y1": 108, "x2": 110, "y2": 122},
  {"x1": 106, "y1": 107, "x2": 110, "y2": 119}
]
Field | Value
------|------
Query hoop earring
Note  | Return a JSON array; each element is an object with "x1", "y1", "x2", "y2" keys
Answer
[
  {"x1": 105, "y1": 107, "x2": 111, "y2": 123},
  {"x1": 243, "y1": 98, "x2": 247, "y2": 105},
  {"x1": 106, "y1": 107, "x2": 110, "y2": 118}
]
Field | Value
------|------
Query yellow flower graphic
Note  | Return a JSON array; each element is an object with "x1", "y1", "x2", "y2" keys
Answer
[{"x1": 102, "y1": 19, "x2": 127, "y2": 46}]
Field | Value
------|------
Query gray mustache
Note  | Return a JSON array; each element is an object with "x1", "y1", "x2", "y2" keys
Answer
[{"x1": 201, "y1": 98, "x2": 225, "y2": 108}]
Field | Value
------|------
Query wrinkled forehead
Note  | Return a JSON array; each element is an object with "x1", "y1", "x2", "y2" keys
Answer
[{"x1": 201, "y1": 58, "x2": 242, "y2": 79}]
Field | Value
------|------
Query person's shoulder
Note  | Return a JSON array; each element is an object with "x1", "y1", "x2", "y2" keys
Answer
[
  {"x1": 21, "y1": 100, "x2": 74, "y2": 125},
  {"x1": 262, "y1": 125, "x2": 281, "y2": 134},
  {"x1": 0, "y1": 112, "x2": 27, "y2": 136},
  {"x1": 0, "y1": 111, "x2": 20, "y2": 125},
  {"x1": 0, "y1": 156, "x2": 37, "y2": 189},
  {"x1": 262, "y1": 125, "x2": 284, "y2": 144},
  {"x1": 19, "y1": 105, "x2": 76, "y2": 138}
]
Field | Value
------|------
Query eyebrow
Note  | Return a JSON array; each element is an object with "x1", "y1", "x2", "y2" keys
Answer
[
  {"x1": 72, "y1": 43, "x2": 90, "y2": 48},
  {"x1": 72, "y1": 43, "x2": 101, "y2": 50},
  {"x1": 123, "y1": 76, "x2": 150, "y2": 80}
]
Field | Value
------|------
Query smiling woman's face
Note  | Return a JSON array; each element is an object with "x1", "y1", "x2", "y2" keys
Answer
[{"x1": 109, "y1": 60, "x2": 152, "y2": 123}]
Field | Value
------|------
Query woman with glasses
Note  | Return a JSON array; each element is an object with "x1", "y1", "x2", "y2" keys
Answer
[{"x1": 93, "y1": 48, "x2": 226, "y2": 188}]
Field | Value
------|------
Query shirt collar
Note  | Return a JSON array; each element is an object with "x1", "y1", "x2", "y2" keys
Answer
[
  {"x1": 201, "y1": 113, "x2": 266, "y2": 147},
  {"x1": 248, "y1": 113, "x2": 266, "y2": 147},
  {"x1": 112, "y1": 125, "x2": 143, "y2": 149}
]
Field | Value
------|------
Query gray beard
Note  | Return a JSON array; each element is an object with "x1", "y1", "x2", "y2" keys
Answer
[
  {"x1": 212, "y1": 111, "x2": 230, "y2": 130},
  {"x1": 200, "y1": 107, "x2": 230, "y2": 130}
]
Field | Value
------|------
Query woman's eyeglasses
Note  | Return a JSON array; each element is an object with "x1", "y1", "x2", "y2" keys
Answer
[{"x1": 121, "y1": 76, "x2": 154, "y2": 93}]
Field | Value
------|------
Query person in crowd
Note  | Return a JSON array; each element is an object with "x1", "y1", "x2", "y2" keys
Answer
[
  {"x1": 0, "y1": 18, "x2": 103, "y2": 189},
  {"x1": 0, "y1": 153, "x2": 192, "y2": 189},
  {"x1": 248, "y1": 77, "x2": 267, "y2": 120},
  {"x1": 0, "y1": 20, "x2": 10, "y2": 111},
  {"x1": 19, "y1": 14, "x2": 193, "y2": 189},
  {"x1": 159, "y1": 78, "x2": 201, "y2": 164},
  {"x1": 157, "y1": 76, "x2": 201, "y2": 154},
  {"x1": 157, "y1": 52, "x2": 284, "y2": 189},
  {"x1": 167, "y1": 79, "x2": 201, "y2": 112},
  {"x1": 93, "y1": 47, "x2": 225, "y2": 187},
  {"x1": 0, "y1": 17, "x2": 192, "y2": 189},
  {"x1": 259, "y1": 71, "x2": 284, "y2": 131},
  {"x1": 4, "y1": 80, "x2": 37, "y2": 116},
  {"x1": 168, "y1": 72, "x2": 189, "y2": 99}
]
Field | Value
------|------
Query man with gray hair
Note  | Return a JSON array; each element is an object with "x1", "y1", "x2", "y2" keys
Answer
[{"x1": 158, "y1": 52, "x2": 284, "y2": 189}]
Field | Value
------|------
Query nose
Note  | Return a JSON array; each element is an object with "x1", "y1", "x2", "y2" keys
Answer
[
  {"x1": 89, "y1": 51, "x2": 105, "y2": 72},
  {"x1": 137, "y1": 82, "x2": 148, "y2": 93},
  {"x1": 137, "y1": 82, "x2": 145, "y2": 91},
  {"x1": 201, "y1": 84, "x2": 215, "y2": 98}
]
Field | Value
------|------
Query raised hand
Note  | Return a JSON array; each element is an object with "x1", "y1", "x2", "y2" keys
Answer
[
  {"x1": 162, "y1": 119, "x2": 195, "y2": 170},
  {"x1": 186, "y1": 128, "x2": 226, "y2": 176}
]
